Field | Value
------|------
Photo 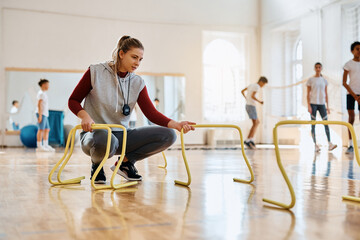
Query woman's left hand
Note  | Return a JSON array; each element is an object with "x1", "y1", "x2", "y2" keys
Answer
[
  {"x1": 327, "y1": 108, "x2": 330, "y2": 114},
  {"x1": 168, "y1": 120, "x2": 196, "y2": 134}
]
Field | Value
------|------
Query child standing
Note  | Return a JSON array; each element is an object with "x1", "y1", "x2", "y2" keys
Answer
[
  {"x1": 36, "y1": 79, "x2": 55, "y2": 152},
  {"x1": 306, "y1": 62, "x2": 337, "y2": 152},
  {"x1": 10, "y1": 100, "x2": 20, "y2": 130},
  {"x1": 241, "y1": 77, "x2": 268, "y2": 149},
  {"x1": 343, "y1": 41, "x2": 360, "y2": 154}
]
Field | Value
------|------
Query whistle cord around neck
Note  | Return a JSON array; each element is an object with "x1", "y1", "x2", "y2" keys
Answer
[{"x1": 119, "y1": 74, "x2": 131, "y2": 106}]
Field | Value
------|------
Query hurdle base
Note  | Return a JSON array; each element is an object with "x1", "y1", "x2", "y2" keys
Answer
[
  {"x1": 174, "y1": 180, "x2": 190, "y2": 187},
  {"x1": 91, "y1": 181, "x2": 138, "y2": 190},
  {"x1": 262, "y1": 198, "x2": 294, "y2": 210},
  {"x1": 342, "y1": 195, "x2": 360, "y2": 203},
  {"x1": 50, "y1": 176, "x2": 85, "y2": 185},
  {"x1": 233, "y1": 178, "x2": 252, "y2": 184}
]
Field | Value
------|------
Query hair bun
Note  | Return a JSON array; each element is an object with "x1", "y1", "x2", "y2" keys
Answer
[{"x1": 120, "y1": 35, "x2": 131, "y2": 41}]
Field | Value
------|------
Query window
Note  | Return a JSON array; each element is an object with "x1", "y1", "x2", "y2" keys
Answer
[
  {"x1": 203, "y1": 32, "x2": 247, "y2": 122},
  {"x1": 267, "y1": 30, "x2": 303, "y2": 118},
  {"x1": 343, "y1": 3, "x2": 360, "y2": 43},
  {"x1": 343, "y1": 3, "x2": 360, "y2": 70},
  {"x1": 293, "y1": 39, "x2": 304, "y2": 116}
]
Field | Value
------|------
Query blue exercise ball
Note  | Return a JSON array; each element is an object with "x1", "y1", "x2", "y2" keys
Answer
[{"x1": 20, "y1": 125, "x2": 38, "y2": 148}]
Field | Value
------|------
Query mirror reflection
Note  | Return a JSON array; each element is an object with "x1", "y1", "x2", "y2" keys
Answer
[{"x1": 5, "y1": 70, "x2": 186, "y2": 131}]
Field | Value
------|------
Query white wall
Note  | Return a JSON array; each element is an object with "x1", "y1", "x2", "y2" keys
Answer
[
  {"x1": 2, "y1": 0, "x2": 259, "y2": 27},
  {"x1": 261, "y1": 0, "x2": 337, "y2": 25},
  {"x1": 0, "y1": 9, "x2": 4, "y2": 142},
  {"x1": 0, "y1": 0, "x2": 259, "y2": 145}
]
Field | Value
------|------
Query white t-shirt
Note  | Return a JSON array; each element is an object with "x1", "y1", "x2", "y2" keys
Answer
[
  {"x1": 344, "y1": 60, "x2": 360, "y2": 95},
  {"x1": 10, "y1": 106, "x2": 18, "y2": 114},
  {"x1": 306, "y1": 77, "x2": 328, "y2": 105},
  {"x1": 9, "y1": 106, "x2": 18, "y2": 126},
  {"x1": 36, "y1": 90, "x2": 49, "y2": 117},
  {"x1": 245, "y1": 83, "x2": 260, "y2": 106}
]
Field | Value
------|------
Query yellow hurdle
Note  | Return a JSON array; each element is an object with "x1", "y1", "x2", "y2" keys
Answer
[
  {"x1": 158, "y1": 152, "x2": 168, "y2": 169},
  {"x1": 262, "y1": 120, "x2": 360, "y2": 209},
  {"x1": 174, "y1": 124, "x2": 255, "y2": 187},
  {"x1": 48, "y1": 124, "x2": 138, "y2": 190}
]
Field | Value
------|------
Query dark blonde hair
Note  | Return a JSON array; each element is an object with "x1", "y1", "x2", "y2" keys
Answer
[{"x1": 111, "y1": 36, "x2": 144, "y2": 75}]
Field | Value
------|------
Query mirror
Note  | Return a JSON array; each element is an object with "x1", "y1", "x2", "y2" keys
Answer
[
  {"x1": 5, "y1": 69, "x2": 186, "y2": 130},
  {"x1": 135, "y1": 75, "x2": 186, "y2": 127}
]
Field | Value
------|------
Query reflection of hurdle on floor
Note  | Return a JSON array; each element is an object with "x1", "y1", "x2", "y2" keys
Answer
[
  {"x1": 263, "y1": 120, "x2": 360, "y2": 209},
  {"x1": 174, "y1": 124, "x2": 255, "y2": 187},
  {"x1": 48, "y1": 124, "x2": 138, "y2": 190}
]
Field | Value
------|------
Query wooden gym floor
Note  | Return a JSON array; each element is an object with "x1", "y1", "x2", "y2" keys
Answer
[{"x1": 0, "y1": 145, "x2": 360, "y2": 240}]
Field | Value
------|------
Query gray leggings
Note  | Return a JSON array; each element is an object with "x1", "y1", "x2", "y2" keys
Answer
[
  {"x1": 310, "y1": 104, "x2": 331, "y2": 143},
  {"x1": 80, "y1": 126, "x2": 177, "y2": 164}
]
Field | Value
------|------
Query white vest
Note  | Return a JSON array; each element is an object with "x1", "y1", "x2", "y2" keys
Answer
[{"x1": 84, "y1": 62, "x2": 145, "y2": 131}]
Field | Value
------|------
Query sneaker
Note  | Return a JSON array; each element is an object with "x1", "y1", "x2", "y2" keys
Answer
[
  {"x1": 44, "y1": 145, "x2": 55, "y2": 152},
  {"x1": 249, "y1": 141, "x2": 256, "y2": 149},
  {"x1": 346, "y1": 146, "x2": 354, "y2": 154},
  {"x1": 328, "y1": 142, "x2": 337, "y2": 151},
  {"x1": 244, "y1": 141, "x2": 255, "y2": 150},
  {"x1": 315, "y1": 144, "x2": 320, "y2": 152},
  {"x1": 90, "y1": 163, "x2": 106, "y2": 184},
  {"x1": 110, "y1": 159, "x2": 142, "y2": 181},
  {"x1": 36, "y1": 146, "x2": 50, "y2": 152}
]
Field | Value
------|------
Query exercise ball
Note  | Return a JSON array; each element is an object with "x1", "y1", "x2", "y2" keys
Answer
[
  {"x1": 64, "y1": 125, "x2": 79, "y2": 145},
  {"x1": 20, "y1": 125, "x2": 38, "y2": 148}
]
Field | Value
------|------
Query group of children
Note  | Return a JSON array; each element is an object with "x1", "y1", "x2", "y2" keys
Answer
[{"x1": 241, "y1": 41, "x2": 360, "y2": 154}]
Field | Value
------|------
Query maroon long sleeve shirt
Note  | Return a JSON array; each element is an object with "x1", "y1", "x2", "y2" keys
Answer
[{"x1": 68, "y1": 69, "x2": 171, "y2": 127}]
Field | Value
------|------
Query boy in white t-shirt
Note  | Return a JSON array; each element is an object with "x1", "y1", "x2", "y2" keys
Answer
[
  {"x1": 9, "y1": 100, "x2": 20, "y2": 130},
  {"x1": 343, "y1": 41, "x2": 360, "y2": 154},
  {"x1": 241, "y1": 77, "x2": 268, "y2": 149},
  {"x1": 36, "y1": 79, "x2": 55, "y2": 152},
  {"x1": 307, "y1": 62, "x2": 337, "y2": 152}
]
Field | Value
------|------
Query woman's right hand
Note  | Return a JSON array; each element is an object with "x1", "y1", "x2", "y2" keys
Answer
[
  {"x1": 308, "y1": 106, "x2": 312, "y2": 114},
  {"x1": 38, "y1": 115, "x2": 42, "y2": 123},
  {"x1": 81, "y1": 115, "x2": 95, "y2": 132}
]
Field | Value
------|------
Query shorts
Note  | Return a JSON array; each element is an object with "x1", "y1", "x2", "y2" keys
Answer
[
  {"x1": 12, "y1": 122, "x2": 20, "y2": 130},
  {"x1": 246, "y1": 105, "x2": 258, "y2": 120},
  {"x1": 347, "y1": 94, "x2": 360, "y2": 110},
  {"x1": 36, "y1": 113, "x2": 50, "y2": 130}
]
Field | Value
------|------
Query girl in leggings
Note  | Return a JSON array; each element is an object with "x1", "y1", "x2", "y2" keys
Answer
[
  {"x1": 68, "y1": 36, "x2": 195, "y2": 183},
  {"x1": 306, "y1": 62, "x2": 337, "y2": 152}
]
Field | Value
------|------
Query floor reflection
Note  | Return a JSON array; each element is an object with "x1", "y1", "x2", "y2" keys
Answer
[{"x1": 1, "y1": 147, "x2": 360, "y2": 239}]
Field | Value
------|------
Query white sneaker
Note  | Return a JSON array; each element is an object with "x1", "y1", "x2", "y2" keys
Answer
[
  {"x1": 315, "y1": 144, "x2": 320, "y2": 152},
  {"x1": 328, "y1": 142, "x2": 337, "y2": 151},
  {"x1": 36, "y1": 146, "x2": 50, "y2": 152},
  {"x1": 44, "y1": 145, "x2": 55, "y2": 152}
]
